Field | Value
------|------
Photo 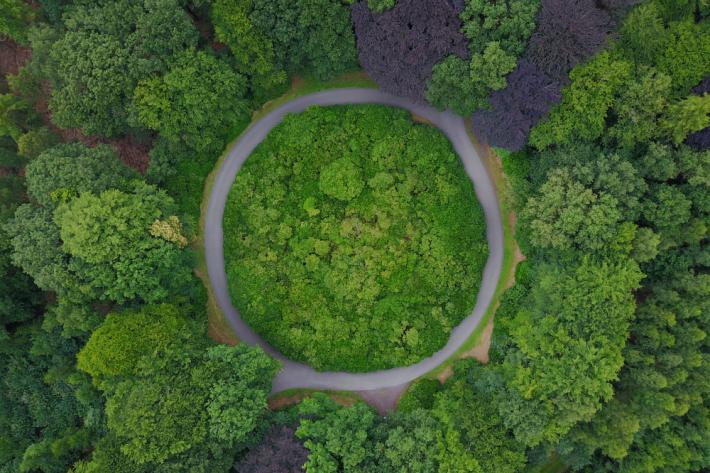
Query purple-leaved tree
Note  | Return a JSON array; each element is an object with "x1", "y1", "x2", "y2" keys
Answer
[
  {"x1": 472, "y1": 60, "x2": 562, "y2": 151},
  {"x1": 235, "y1": 425, "x2": 309, "y2": 473},
  {"x1": 686, "y1": 76, "x2": 710, "y2": 150},
  {"x1": 526, "y1": 0, "x2": 612, "y2": 83},
  {"x1": 351, "y1": 0, "x2": 468, "y2": 101}
]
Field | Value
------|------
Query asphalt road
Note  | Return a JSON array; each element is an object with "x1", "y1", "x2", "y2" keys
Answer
[{"x1": 204, "y1": 88, "x2": 503, "y2": 394}]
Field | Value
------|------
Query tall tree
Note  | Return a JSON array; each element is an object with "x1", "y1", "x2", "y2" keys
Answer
[
  {"x1": 78, "y1": 304, "x2": 280, "y2": 471},
  {"x1": 41, "y1": 0, "x2": 198, "y2": 136},
  {"x1": 133, "y1": 49, "x2": 251, "y2": 155},
  {"x1": 498, "y1": 258, "x2": 642, "y2": 446},
  {"x1": 53, "y1": 183, "x2": 193, "y2": 304},
  {"x1": 352, "y1": 0, "x2": 468, "y2": 102},
  {"x1": 526, "y1": 0, "x2": 612, "y2": 83},
  {"x1": 250, "y1": 0, "x2": 358, "y2": 82}
]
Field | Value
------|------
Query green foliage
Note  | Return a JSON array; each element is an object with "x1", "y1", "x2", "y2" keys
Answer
[
  {"x1": 397, "y1": 378, "x2": 442, "y2": 412},
  {"x1": 16, "y1": 127, "x2": 60, "y2": 159},
  {"x1": 1, "y1": 323, "x2": 100, "y2": 473},
  {"x1": 433, "y1": 362, "x2": 527, "y2": 473},
  {"x1": 296, "y1": 396, "x2": 380, "y2": 472},
  {"x1": 560, "y1": 268, "x2": 709, "y2": 470},
  {"x1": 499, "y1": 258, "x2": 643, "y2": 446},
  {"x1": 210, "y1": 0, "x2": 288, "y2": 101},
  {"x1": 77, "y1": 304, "x2": 279, "y2": 471},
  {"x1": 530, "y1": 52, "x2": 632, "y2": 149},
  {"x1": 426, "y1": 56, "x2": 483, "y2": 116},
  {"x1": 533, "y1": 2, "x2": 710, "y2": 149},
  {"x1": 367, "y1": 0, "x2": 396, "y2": 12},
  {"x1": 617, "y1": 1, "x2": 710, "y2": 96},
  {"x1": 25, "y1": 143, "x2": 136, "y2": 207},
  {"x1": 318, "y1": 157, "x2": 365, "y2": 202},
  {"x1": 250, "y1": 0, "x2": 359, "y2": 81},
  {"x1": 460, "y1": 0, "x2": 539, "y2": 57},
  {"x1": 0, "y1": 0, "x2": 35, "y2": 43},
  {"x1": 607, "y1": 68, "x2": 673, "y2": 147},
  {"x1": 53, "y1": 182, "x2": 193, "y2": 304},
  {"x1": 522, "y1": 168, "x2": 625, "y2": 255},
  {"x1": 77, "y1": 305, "x2": 203, "y2": 382},
  {"x1": 224, "y1": 105, "x2": 488, "y2": 371},
  {"x1": 661, "y1": 93, "x2": 710, "y2": 144},
  {"x1": 212, "y1": 0, "x2": 357, "y2": 97},
  {"x1": 42, "y1": 0, "x2": 199, "y2": 136},
  {"x1": 133, "y1": 49, "x2": 250, "y2": 155},
  {"x1": 4, "y1": 203, "x2": 71, "y2": 292},
  {"x1": 290, "y1": 363, "x2": 527, "y2": 473},
  {"x1": 427, "y1": 0, "x2": 539, "y2": 115},
  {"x1": 0, "y1": 93, "x2": 36, "y2": 142},
  {"x1": 653, "y1": 18, "x2": 710, "y2": 96}
]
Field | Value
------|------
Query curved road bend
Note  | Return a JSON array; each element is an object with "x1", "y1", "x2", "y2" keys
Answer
[{"x1": 205, "y1": 88, "x2": 503, "y2": 394}]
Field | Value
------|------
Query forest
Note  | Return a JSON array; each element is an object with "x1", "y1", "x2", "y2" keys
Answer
[{"x1": 0, "y1": 0, "x2": 708, "y2": 472}]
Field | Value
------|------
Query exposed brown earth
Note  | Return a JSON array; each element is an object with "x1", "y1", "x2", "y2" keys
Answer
[
  {"x1": 268, "y1": 391, "x2": 358, "y2": 411},
  {"x1": 33, "y1": 82, "x2": 152, "y2": 173},
  {"x1": 1, "y1": 39, "x2": 151, "y2": 172},
  {"x1": 0, "y1": 39, "x2": 31, "y2": 78},
  {"x1": 356, "y1": 383, "x2": 411, "y2": 415}
]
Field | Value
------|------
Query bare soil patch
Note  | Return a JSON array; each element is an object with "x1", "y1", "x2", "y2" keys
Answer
[
  {"x1": 268, "y1": 391, "x2": 358, "y2": 411},
  {"x1": 0, "y1": 39, "x2": 31, "y2": 78},
  {"x1": 34, "y1": 82, "x2": 152, "y2": 173}
]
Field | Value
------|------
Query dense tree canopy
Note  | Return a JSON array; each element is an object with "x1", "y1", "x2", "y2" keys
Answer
[
  {"x1": 54, "y1": 183, "x2": 192, "y2": 304},
  {"x1": 2, "y1": 1, "x2": 709, "y2": 473},
  {"x1": 40, "y1": 0, "x2": 198, "y2": 136},
  {"x1": 6, "y1": 142, "x2": 195, "y2": 306},
  {"x1": 251, "y1": 0, "x2": 358, "y2": 81},
  {"x1": 526, "y1": 0, "x2": 612, "y2": 84},
  {"x1": 0, "y1": 0, "x2": 34, "y2": 43},
  {"x1": 133, "y1": 49, "x2": 250, "y2": 155},
  {"x1": 472, "y1": 59, "x2": 561, "y2": 150},
  {"x1": 224, "y1": 104, "x2": 487, "y2": 371},
  {"x1": 427, "y1": 0, "x2": 539, "y2": 115},
  {"x1": 77, "y1": 304, "x2": 280, "y2": 472},
  {"x1": 25, "y1": 143, "x2": 136, "y2": 207}
]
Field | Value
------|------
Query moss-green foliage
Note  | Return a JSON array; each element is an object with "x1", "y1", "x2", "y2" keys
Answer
[
  {"x1": 224, "y1": 105, "x2": 488, "y2": 371},
  {"x1": 132, "y1": 49, "x2": 251, "y2": 155},
  {"x1": 0, "y1": 0, "x2": 35, "y2": 44},
  {"x1": 396, "y1": 378, "x2": 443, "y2": 412}
]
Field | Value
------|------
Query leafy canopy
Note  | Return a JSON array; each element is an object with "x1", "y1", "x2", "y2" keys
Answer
[{"x1": 224, "y1": 105, "x2": 487, "y2": 371}]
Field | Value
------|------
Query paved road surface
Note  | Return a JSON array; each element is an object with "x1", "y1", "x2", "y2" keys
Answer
[{"x1": 204, "y1": 88, "x2": 503, "y2": 395}]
